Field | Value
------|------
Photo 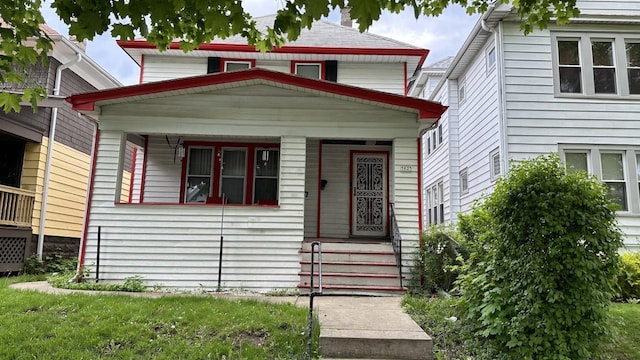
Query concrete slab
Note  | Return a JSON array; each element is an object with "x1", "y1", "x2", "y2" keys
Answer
[{"x1": 315, "y1": 296, "x2": 432, "y2": 359}]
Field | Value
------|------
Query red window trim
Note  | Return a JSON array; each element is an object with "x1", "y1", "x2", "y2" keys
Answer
[
  {"x1": 221, "y1": 58, "x2": 256, "y2": 72},
  {"x1": 180, "y1": 141, "x2": 280, "y2": 205},
  {"x1": 291, "y1": 60, "x2": 326, "y2": 80}
]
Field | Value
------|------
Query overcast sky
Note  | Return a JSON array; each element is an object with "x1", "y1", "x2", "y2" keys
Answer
[{"x1": 42, "y1": 1, "x2": 478, "y2": 86}]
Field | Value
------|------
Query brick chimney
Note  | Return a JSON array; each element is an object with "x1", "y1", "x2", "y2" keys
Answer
[{"x1": 340, "y1": 7, "x2": 352, "y2": 27}]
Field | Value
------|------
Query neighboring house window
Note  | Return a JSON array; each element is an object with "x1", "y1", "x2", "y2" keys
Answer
[
  {"x1": 223, "y1": 60, "x2": 253, "y2": 72},
  {"x1": 437, "y1": 124, "x2": 443, "y2": 144},
  {"x1": 557, "y1": 39, "x2": 582, "y2": 93},
  {"x1": 553, "y1": 33, "x2": 640, "y2": 97},
  {"x1": 627, "y1": 42, "x2": 640, "y2": 94},
  {"x1": 426, "y1": 181, "x2": 444, "y2": 225},
  {"x1": 293, "y1": 62, "x2": 323, "y2": 79},
  {"x1": 565, "y1": 151, "x2": 590, "y2": 173},
  {"x1": 459, "y1": 83, "x2": 466, "y2": 103},
  {"x1": 487, "y1": 45, "x2": 496, "y2": 71},
  {"x1": 562, "y1": 146, "x2": 640, "y2": 213},
  {"x1": 182, "y1": 142, "x2": 280, "y2": 205},
  {"x1": 426, "y1": 136, "x2": 431, "y2": 155},
  {"x1": 460, "y1": 169, "x2": 468, "y2": 194},
  {"x1": 425, "y1": 124, "x2": 443, "y2": 157},
  {"x1": 601, "y1": 152, "x2": 627, "y2": 211},
  {"x1": 490, "y1": 148, "x2": 501, "y2": 180}
]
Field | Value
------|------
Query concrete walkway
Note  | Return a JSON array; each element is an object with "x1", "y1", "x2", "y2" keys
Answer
[
  {"x1": 9, "y1": 282, "x2": 432, "y2": 359},
  {"x1": 315, "y1": 296, "x2": 433, "y2": 359}
]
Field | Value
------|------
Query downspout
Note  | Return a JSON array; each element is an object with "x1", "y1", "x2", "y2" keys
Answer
[{"x1": 37, "y1": 52, "x2": 83, "y2": 259}]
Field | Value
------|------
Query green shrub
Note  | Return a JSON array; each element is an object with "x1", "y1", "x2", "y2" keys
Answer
[
  {"x1": 617, "y1": 252, "x2": 640, "y2": 301},
  {"x1": 22, "y1": 253, "x2": 77, "y2": 275},
  {"x1": 22, "y1": 255, "x2": 45, "y2": 275},
  {"x1": 457, "y1": 154, "x2": 623, "y2": 360},
  {"x1": 409, "y1": 226, "x2": 466, "y2": 295}
]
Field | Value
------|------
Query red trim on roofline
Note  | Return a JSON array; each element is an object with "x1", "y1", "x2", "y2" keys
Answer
[
  {"x1": 67, "y1": 68, "x2": 446, "y2": 119},
  {"x1": 118, "y1": 40, "x2": 429, "y2": 67}
]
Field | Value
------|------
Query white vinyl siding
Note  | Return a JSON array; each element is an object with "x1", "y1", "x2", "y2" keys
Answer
[
  {"x1": 85, "y1": 132, "x2": 306, "y2": 291},
  {"x1": 142, "y1": 136, "x2": 182, "y2": 203},
  {"x1": 393, "y1": 138, "x2": 420, "y2": 279},
  {"x1": 457, "y1": 37, "x2": 501, "y2": 213},
  {"x1": 502, "y1": 21, "x2": 640, "y2": 250},
  {"x1": 575, "y1": 0, "x2": 640, "y2": 16},
  {"x1": 141, "y1": 56, "x2": 207, "y2": 83},
  {"x1": 337, "y1": 62, "x2": 406, "y2": 94},
  {"x1": 304, "y1": 139, "x2": 320, "y2": 238},
  {"x1": 141, "y1": 57, "x2": 406, "y2": 94}
]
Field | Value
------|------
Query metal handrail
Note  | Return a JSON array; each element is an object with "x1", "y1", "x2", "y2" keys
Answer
[
  {"x1": 307, "y1": 241, "x2": 322, "y2": 360},
  {"x1": 389, "y1": 203, "x2": 403, "y2": 288}
]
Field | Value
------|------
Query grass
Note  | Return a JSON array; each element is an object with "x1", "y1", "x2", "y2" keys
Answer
[
  {"x1": 403, "y1": 295, "x2": 640, "y2": 360},
  {"x1": 1, "y1": 275, "x2": 318, "y2": 359}
]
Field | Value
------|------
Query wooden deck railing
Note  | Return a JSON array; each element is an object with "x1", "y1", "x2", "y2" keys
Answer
[{"x1": 0, "y1": 185, "x2": 35, "y2": 228}]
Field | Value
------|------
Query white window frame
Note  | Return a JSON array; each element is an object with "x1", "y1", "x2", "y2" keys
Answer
[
  {"x1": 486, "y1": 45, "x2": 497, "y2": 72},
  {"x1": 490, "y1": 148, "x2": 501, "y2": 181},
  {"x1": 458, "y1": 82, "x2": 466, "y2": 103},
  {"x1": 551, "y1": 32, "x2": 640, "y2": 98},
  {"x1": 560, "y1": 145, "x2": 640, "y2": 213},
  {"x1": 564, "y1": 150, "x2": 591, "y2": 173},
  {"x1": 294, "y1": 62, "x2": 322, "y2": 79},
  {"x1": 223, "y1": 60, "x2": 252, "y2": 72},
  {"x1": 460, "y1": 168, "x2": 469, "y2": 195}
]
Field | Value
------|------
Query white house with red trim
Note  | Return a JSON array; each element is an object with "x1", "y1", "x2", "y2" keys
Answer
[{"x1": 68, "y1": 16, "x2": 446, "y2": 293}]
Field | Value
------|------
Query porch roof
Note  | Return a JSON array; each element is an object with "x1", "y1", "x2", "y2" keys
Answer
[{"x1": 66, "y1": 68, "x2": 446, "y2": 121}]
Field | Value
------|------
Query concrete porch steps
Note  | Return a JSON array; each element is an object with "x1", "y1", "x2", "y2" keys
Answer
[
  {"x1": 298, "y1": 240, "x2": 405, "y2": 296},
  {"x1": 316, "y1": 296, "x2": 433, "y2": 360}
]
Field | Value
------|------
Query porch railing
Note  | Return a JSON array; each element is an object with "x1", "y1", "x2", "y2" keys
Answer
[
  {"x1": 0, "y1": 185, "x2": 36, "y2": 228},
  {"x1": 389, "y1": 202, "x2": 403, "y2": 288}
]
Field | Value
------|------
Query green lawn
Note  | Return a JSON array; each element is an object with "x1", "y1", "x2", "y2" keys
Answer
[
  {"x1": 403, "y1": 295, "x2": 640, "y2": 360},
  {"x1": 0, "y1": 276, "x2": 317, "y2": 359}
]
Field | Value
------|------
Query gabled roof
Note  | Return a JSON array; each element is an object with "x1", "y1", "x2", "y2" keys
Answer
[
  {"x1": 67, "y1": 68, "x2": 446, "y2": 120},
  {"x1": 118, "y1": 15, "x2": 429, "y2": 73}
]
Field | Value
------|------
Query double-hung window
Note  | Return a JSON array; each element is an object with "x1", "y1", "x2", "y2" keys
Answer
[
  {"x1": 183, "y1": 142, "x2": 280, "y2": 205},
  {"x1": 553, "y1": 33, "x2": 640, "y2": 97},
  {"x1": 426, "y1": 181, "x2": 444, "y2": 225},
  {"x1": 562, "y1": 146, "x2": 640, "y2": 213}
]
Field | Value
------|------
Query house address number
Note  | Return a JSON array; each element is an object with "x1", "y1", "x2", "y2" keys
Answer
[{"x1": 400, "y1": 165, "x2": 414, "y2": 173}]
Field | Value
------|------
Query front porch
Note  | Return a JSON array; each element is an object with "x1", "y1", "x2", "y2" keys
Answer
[{"x1": 0, "y1": 185, "x2": 35, "y2": 272}]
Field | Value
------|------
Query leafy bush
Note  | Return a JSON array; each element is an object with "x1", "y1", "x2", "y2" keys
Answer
[
  {"x1": 617, "y1": 252, "x2": 640, "y2": 301},
  {"x1": 409, "y1": 226, "x2": 467, "y2": 294},
  {"x1": 22, "y1": 253, "x2": 77, "y2": 275},
  {"x1": 402, "y1": 295, "x2": 472, "y2": 359},
  {"x1": 457, "y1": 154, "x2": 623, "y2": 360},
  {"x1": 48, "y1": 272, "x2": 146, "y2": 292}
]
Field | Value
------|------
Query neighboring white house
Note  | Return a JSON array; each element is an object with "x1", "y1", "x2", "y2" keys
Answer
[
  {"x1": 67, "y1": 15, "x2": 447, "y2": 292},
  {"x1": 410, "y1": 1, "x2": 640, "y2": 251}
]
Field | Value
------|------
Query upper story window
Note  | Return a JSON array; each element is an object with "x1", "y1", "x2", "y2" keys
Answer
[
  {"x1": 459, "y1": 83, "x2": 466, "y2": 103},
  {"x1": 460, "y1": 168, "x2": 469, "y2": 194},
  {"x1": 293, "y1": 62, "x2": 323, "y2": 79},
  {"x1": 425, "y1": 123, "x2": 443, "y2": 156},
  {"x1": 223, "y1": 60, "x2": 253, "y2": 72},
  {"x1": 553, "y1": 33, "x2": 640, "y2": 97},
  {"x1": 182, "y1": 142, "x2": 280, "y2": 205},
  {"x1": 486, "y1": 45, "x2": 496, "y2": 71},
  {"x1": 426, "y1": 181, "x2": 444, "y2": 226},
  {"x1": 627, "y1": 42, "x2": 640, "y2": 94},
  {"x1": 562, "y1": 145, "x2": 640, "y2": 213}
]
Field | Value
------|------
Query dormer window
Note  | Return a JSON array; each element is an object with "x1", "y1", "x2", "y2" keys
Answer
[
  {"x1": 223, "y1": 60, "x2": 254, "y2": 72},
  {"x1": 293, "y1": 62, "x2": 323, "y2": 79}
]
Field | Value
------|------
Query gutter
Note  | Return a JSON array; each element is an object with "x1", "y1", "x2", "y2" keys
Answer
[{"x1": 36, "y1": 52, "x2": 83, "y2": 259}]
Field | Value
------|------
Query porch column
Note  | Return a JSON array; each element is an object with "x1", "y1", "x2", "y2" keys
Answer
[
  {"x1": 392, "y1": 137, "x2": 420, "y2": 279},
  {"x1": 91, "y1": 130, "x2": 126, "y2": 207}
]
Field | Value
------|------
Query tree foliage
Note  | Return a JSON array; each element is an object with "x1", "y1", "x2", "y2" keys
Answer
[
  {"x1": 457, "y1": 154, "x2": 623, "y2": 359},
  {"x1": 1, "y1": 0, "x2": 579, "y2": 112}
]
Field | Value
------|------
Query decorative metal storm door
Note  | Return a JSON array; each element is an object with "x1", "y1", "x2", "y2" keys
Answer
[{"x1": 352, "y1": 153, "x2": 387, "y2": 237}]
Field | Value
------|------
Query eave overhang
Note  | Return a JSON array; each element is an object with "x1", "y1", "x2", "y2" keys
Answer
[{"x1": 67, "y1": 68, "x2": 446, "y2": 120}]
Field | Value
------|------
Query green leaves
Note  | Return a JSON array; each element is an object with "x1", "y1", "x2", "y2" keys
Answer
[
  {"x1": 458, "y1": 154, "x2": 623, "y2": 359},
  {"x1": 0, "y1": 92, "x2": 22, "y2": 113}
]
